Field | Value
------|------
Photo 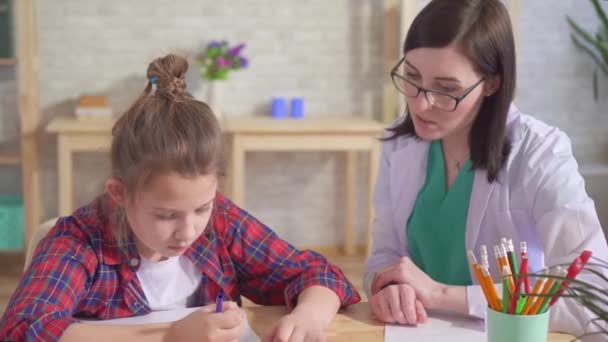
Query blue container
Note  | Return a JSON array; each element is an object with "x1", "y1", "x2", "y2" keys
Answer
[
  {"x1": 271, "y1": 97, "x2": 288, "y2": 118},
  {"x1": 0, "y1": 195, "x2": 24, "y2": 250},
  {"x1": 291, "y1": 98, "x2": 305, "y2": 118}
]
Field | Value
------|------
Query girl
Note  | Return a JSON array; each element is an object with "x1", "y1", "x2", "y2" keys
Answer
[
  {"x1": 364, "y1": 0, "x2": 608, "y2": 336},
  {"x1": 0, "y1": 55, "x2": 360, "y2": 342}
]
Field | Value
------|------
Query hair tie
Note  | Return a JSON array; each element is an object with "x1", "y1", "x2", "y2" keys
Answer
[{"x1": 150, "y1": 76, "x2": 159, "y2": 85}]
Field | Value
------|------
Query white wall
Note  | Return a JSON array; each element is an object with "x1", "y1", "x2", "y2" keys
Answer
[
  {"x1": 517, "y1": 1, "x2": 608, "y2": 164},
  {"x1": 36, "y1": 0, "x2": 384, "y2": 247}
]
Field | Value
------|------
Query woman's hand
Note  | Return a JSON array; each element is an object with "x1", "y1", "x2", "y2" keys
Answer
[
  {"x1": 264, "y1": 309, "x2": 326, "y2": 342},
  {"x1": 165, "y1": 301, "x2": 244, "y2": 342},
  {"x1": 370, "y1": 283, "x2": 427, "y2": 325},
  {"x1": 371, "y1": 257, "x2": 444, "y2": 309}
]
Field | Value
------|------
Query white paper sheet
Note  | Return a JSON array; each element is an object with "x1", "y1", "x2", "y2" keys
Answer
[
  {"x1": 82, "y1": 307, "x2": 261, "y2": 342},
  {"x1": 385, "y1": 312, "x2": 486, "y2": 342}
]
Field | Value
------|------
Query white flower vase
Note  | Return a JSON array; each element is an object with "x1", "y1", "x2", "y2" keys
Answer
[{"x1": 203, "y1": 80, "x2": 224, "y2": 122}]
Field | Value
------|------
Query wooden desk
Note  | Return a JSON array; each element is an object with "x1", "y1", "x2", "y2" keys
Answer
[
  {"x1": 247, "y1": 303, "x2": 575, "y2": 342},
  {"x1": 223, "y1": 117, "x2": 383, "y2": 256},
  {"x1": 46, "y1": 116, "x2": 384, "y2": 255},
  {"x1": 248, "y1": 303, "x2": 381, "y2": 341},
  {"x1": 46, "y1": 118, "x2": 114, "y2": 216}
]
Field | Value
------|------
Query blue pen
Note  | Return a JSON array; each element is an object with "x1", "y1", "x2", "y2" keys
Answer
[{"x1": 215, "y1": 292, "x2": 224, "y2": 313}]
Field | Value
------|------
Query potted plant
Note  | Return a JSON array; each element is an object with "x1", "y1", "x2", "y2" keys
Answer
[
  {"x1": 531, "y1": 257, "x2": 608, "y2": 340},
  {"x1": 195, "y1": 40, "x2": 248, "y2": 119},
  {"x1": 567, "y1": 0, "x2": 608, "y2": 101}
]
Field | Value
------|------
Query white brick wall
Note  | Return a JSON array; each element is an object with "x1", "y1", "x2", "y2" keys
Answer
[
  {"x1": 516, "y1": 1, "x2": 608, "y2": 164},
  {"x1": 35, "y1": 0, "x2": 384, "y2": 247},
  {"x1": 0, "y1": 0, "x2": 607, "y2": 246}
]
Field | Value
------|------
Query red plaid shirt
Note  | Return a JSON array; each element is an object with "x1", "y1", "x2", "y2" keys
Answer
[{"x1": 0, "y1": 193, "x2": 360, "y2": 341}]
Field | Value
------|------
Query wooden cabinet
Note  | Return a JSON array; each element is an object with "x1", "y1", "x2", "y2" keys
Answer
[{"x1": 0, "y1": 0, "x2": 42, "y2": 252}]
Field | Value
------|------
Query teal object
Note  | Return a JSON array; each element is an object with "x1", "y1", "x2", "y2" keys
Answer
[
  {"x1": 486, "y1": 307, "x2": 549, "y2": 342},
  {"x1": 0, "y1": 195, "x2": 24, "y2": 250},
  {"x1": 407, "y1": 140, "x2": 474, "y2": 285},
  {"x1": 0, "y1": 0, "x2": 13, "y2": 58}
]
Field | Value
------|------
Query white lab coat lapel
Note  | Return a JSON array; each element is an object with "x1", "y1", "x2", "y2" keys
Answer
[
  {"x1": 390, "y1": 139, "x2": 429, "y2": 250},
  {"x1": 465, "y1": 105, "x2": 520, "y2": 252},
  {"x1": 466, "y1": 170, "x2": 496, "y2": 252}
]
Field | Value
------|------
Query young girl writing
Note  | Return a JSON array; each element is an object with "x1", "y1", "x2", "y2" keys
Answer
[{"x1": 0, "y1": 54, "x2": 360, "y2": 342}]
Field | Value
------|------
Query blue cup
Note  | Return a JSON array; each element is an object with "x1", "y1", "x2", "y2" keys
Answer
[
  {"x1": 271, "y1": 97, "x2": 287, "y2": 118},
  {"x1": 291, "y1": 98, "x2": 305, "y2": 118}
]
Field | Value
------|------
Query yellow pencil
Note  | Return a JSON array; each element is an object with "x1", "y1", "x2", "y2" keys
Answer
[
  {"x1": 495, "y1": 245, "x2": 515, "y2": 293},
  {"x1": 482, "y1": 266, "x2": 503, "y2": 312},
  {"x1": 468, "y1": 251, "x2": 497, "y2": 310},
  {"x1": 493, "y1": 245, "x2": 503, "y2": 270},
  {"x1": 480, "y1": 245, "x2": 490, "y2": 270},
  {"x1": 528, "y1": 268, "x2": 557, "y2": 315},
  {"x1": 521, "y1": 272, "x2": 546, "y2": 315}
]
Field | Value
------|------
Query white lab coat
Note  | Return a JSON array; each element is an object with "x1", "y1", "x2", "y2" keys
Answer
[{"x1": 364, "y1": 104, "x2": 608, "y2": 336}]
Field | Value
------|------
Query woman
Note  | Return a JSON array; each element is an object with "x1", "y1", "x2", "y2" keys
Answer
[{"x1": 364, "y1": 0, "x2": 608, "y2": 336}]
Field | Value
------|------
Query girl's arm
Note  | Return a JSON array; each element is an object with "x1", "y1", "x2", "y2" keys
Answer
[
  {"x1": 291, "y1": 285, "x2": 341, "y2": 327},
  {"x1": 0, "y1": 219, "x2": 95, "y2": 341},
  {"x1": 214, "y1": 194, "x2": 361, "y2": 309}
]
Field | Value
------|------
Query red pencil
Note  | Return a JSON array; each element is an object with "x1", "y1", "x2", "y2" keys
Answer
[
  {"x1": 549, "y1": 250, "x2": 592, "y2": 306},
  {"x1": 520, "y1": 241, "x2": 531, "y2": 294},
  {"x1": 509, "y1": 254, "x2": 528, "y2": 314}
]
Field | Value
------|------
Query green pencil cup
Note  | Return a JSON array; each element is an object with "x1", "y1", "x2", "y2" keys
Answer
[{"x1": 486, "y1": 307, "x2": 549, "y2": 342}]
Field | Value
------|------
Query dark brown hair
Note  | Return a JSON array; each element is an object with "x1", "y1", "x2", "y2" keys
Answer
[
  {"x1": 110, "y1": 54, "x2": 224, "y2": 194},
  {"x1": 387, "y1": 0, "x2": 515, "y2": 182}
]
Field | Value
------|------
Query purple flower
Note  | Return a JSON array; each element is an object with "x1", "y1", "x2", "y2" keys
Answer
[
  {"x1": 228, "y1": 43, "x2": 246, "y2": 56},
  {"x1": 207, "y1": 40, "x2": 221, "y2": 48},
  {"x1": 216, "y1": 56, "x2": 229, "y2": 68},
  {"x1": 200, "y1": 39, "x2": 249, "y2": 79}
]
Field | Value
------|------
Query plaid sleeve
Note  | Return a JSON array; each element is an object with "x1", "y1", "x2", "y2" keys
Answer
[
  {"x1": 0, "y1": 218, "x2": 96, "y2": 342},
  {"x1": 220, "y1": 200, "x2": 361, "y2": 309}
]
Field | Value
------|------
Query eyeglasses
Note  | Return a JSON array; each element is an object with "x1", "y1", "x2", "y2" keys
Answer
[{"x1": 391, "y1": 57, "x2": 485, "y2": 112}]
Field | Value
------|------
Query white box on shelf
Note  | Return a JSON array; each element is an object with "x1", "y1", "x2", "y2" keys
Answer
[{"x1": 75, "y1": 107, "x2": 113, "y2": 120}]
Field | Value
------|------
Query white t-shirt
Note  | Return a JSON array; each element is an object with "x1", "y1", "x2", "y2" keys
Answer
[{"x1": 136, "y1": 256, "x2": 202, "y2": 311}]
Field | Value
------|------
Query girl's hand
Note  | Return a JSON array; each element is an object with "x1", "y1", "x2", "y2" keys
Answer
[
  {"x1": 166, "y1": 301, "x2": 244, "y2": 342},
  {"x1": 264, "y1": 309, "x2": 326, "y2": 342},
  {"x1": 370, "y1": 283, "x2": 427, "y2": 325}
]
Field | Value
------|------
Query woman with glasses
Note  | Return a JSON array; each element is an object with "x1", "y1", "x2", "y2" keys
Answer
[{"x1": 364, "y1": 0, "x2": 608, "y2": 335}]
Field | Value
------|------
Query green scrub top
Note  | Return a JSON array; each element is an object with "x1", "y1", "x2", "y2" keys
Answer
[{"x1": 407, "y1": 140, "x2": 474, "y2": 285}]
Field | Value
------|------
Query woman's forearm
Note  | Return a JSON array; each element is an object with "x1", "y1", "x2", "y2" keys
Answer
[{"x1": 432, "y1": 284, "x2": 469, "y2": 314}]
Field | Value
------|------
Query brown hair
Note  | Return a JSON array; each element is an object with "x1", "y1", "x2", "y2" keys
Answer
[
  {"x1": 387, "y1": 0, "x2": 515, "y2": 182},
  {"x1": 108, "y1": 54, "x2": 223, "y2": 249},
  {"x1": 111, "y1": 54, "x2": 224, "y2": 194}
]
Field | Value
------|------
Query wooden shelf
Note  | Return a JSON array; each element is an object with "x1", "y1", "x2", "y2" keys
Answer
[
  {"x1": 0, "y1": 153, "x2": 21, "y2": 165},
  {"x1": 0, "y1": 58, "x2": 17, "y2": 66}
]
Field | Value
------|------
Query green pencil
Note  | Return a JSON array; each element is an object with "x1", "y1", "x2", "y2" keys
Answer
[
  {"x1": 502, "y1": 265, "x2": 511, "y2": 313},
  {"x1": 539, "y1": 267, "x2": 566, "y2": 314},
  {"x1": 515, "y1": 295, "x2": 527, "y2": 315}
]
